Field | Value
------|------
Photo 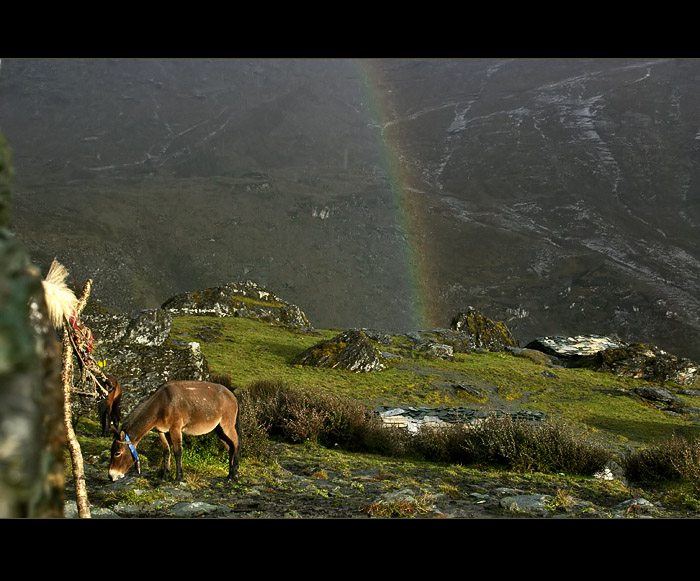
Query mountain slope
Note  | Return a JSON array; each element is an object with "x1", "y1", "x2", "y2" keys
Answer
[{"x1": 2, "y1": 58, "x2": 699, "y2": 359}]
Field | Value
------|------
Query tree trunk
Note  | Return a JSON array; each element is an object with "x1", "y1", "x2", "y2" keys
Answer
[{"x1": 62, "y1": 279, "x2": 93, "y2": 519}]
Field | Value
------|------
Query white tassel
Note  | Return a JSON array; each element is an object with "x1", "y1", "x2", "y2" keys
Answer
[{"x1": 41, "y1": 258, "x2": 78, "y2": 329}]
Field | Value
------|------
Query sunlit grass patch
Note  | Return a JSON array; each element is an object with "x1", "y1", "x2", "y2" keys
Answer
[{"x1": 169, "y1": 314, "x2": 700, "y2": 452}]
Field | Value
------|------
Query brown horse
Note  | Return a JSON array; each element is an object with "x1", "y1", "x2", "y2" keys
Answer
[
  {"x1": 108, "y1": 380, "x2": 241, "y2": 482},
  {"x1": 99, "y1": 375, "x2": 122, "y2": 437}
]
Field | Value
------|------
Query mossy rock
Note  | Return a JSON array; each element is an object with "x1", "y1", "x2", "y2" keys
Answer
[
  {"x1": 450, "y1": 308, "x2": 517, "y2": 351},
  {"x1": 293, "y1": 329, "x2": 386, "y2": 373}
]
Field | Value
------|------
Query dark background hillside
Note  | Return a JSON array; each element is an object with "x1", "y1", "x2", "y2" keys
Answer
[{"x1": 2, "y1": 58, "x2": 700, "y2": 360}]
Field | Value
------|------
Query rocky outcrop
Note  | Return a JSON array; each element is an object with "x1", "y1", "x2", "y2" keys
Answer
[
  {"x1": 525, "y1": 334, "x2": 698, "y2": 386},
  {"x1": 79, "y1": 302, "x2": 209, "y2": 417},
  {"x1": 591, "y1": 343, "x2": 698, "y2": 386},
  {"x1": 450, "y1": 308, "x2": 518, "y2": 351},
  {"x1": 401, "y1": 309, "x2": 517, "y2": 358},
  {"x1": 162, "y1": 280, "x2": 311, "y2": 329},
  {"x1": 76, "y1": 280, "x2": 309, "y2": 418},
  {"x1": 293, "y1": 329, "x2": 386, "y2": 373},
  {"x1": 0, "y1": 135, "x2": 64, "y2": 517},
  {"x1": 406, "y1": 329, "x2": 475, "y2": 355},
  {"x1": 82, "y1": 302, "x2": 173, "y2": 349}
]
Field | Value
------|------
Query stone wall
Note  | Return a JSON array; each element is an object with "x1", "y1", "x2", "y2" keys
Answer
[{"x1": 375, "y1": 406, "x2": 546, "y2": 432}]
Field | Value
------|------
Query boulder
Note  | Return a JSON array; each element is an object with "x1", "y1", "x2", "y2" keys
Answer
[
  {"x1": 450, "y1": 308, "x2": 518, "y2": 351},
  {"x1": 99, "y1": 341, "x2": 210, "y2": 415},
  {"x1": 525, "y1": 335, "x2": 624, "y2": 361},
  {"x1": 525, "y1": 335, "x2": 698, "y2": 386},
  {"x1": 162, "y1": 280, "x2": 311, "y2": 329},
  {"x1": 82, "y1": 301, "x2": 172, "y2": 348},
  {"x1": 124, "y1": 309, "x2": 173, "y2": 346},
  {"x1": 632, "y1": 385, "x2": 686, "y2": 405},
  {"x1": 77, "y1": 302, "x2": 209, "y2": 417},
  {"x1": 631, "y1": 385, "x2": 700, "y2": 415},
  {"x1": 293, "y1": 329, "x2": 386, "y2": 373}
]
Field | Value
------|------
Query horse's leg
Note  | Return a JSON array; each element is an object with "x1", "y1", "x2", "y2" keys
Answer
[
  {"x1": 158, "y1": 432, "x2": 171, "y2": 481},
  {"x1": 99, "y1": 401, "x2": 109, "y2": 436},
  {"x1": 169, "y1": 428, "x2": 185, "y2": 481},
  {"x1": 216, "y1": 409, "x2": 241, "y2": 480}
]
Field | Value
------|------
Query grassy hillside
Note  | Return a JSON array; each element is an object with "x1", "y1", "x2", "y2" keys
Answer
[{"x1": 169, "y1": 314, "x2": 700, "y2": 453}]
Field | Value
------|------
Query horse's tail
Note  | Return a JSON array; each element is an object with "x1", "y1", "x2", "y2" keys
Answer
[
  {"x1": 41, "y1": 258, "x2": 78, "y2": 329},
  {"x1": 235, "y1": 397, "x2": 242, "y2": 447}
]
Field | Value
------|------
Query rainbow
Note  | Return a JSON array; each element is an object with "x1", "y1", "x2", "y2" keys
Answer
[{"x1": 353, "y1": 59, "x2": 437, "y2": 330}]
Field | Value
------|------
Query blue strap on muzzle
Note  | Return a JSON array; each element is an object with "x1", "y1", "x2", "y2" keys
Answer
[{"x1": 125, "y1": 432, "x2": 141, "y2": 475}]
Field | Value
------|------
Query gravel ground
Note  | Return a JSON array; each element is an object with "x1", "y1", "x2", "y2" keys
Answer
[{"x1": 64, "y1": 441, "x2": 693, "y2": 519}]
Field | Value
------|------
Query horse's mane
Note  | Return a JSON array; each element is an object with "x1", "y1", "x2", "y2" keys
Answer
[
  {"x1": 121, "y1": 389, "x2": 160, "y2": 434},
  {"x1": 41, "y1": 258, "x2": 78, "y2": 329}
]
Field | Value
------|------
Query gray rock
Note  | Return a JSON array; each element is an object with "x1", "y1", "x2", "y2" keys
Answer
[
  {"x1": 124, "y1": 309, "x2": 173, "y2": 346},
  {"x1": 75, "y1": 303, "x2": 211, "y2": 418},
  {"x1": 632, "y1": 385, "x2": 686, "y2": 405},
  {"x1": 419, "y1": 342, "x2": 455, "y2": 359},
  {"x1": 102, "y1": 341, "x2": 209, "y2": 415},
  {"x1": 614, "y1": 498, "x2": 657, "y2": 514},
  {"x1": 64, "y1": 501, "x2": 120, "y2": 518},
  {"x1": 526, "y1": 335, "x2": 624, "y2": 359},
  {"x1": 169, "y1": 501, "x2": 233, "y2": 517},
  {"x1": 596, "y1": 344, "x2": 698, "y2": 386},
  {"x1": 378, "y1": 488, "x2": 418, "y2": 503},
  {"x1": 500, "y1": 494, "x2": 552, "y2": 516},
  {"x1": 360, "y1": 329, "x2": 393, "y2": 346}
]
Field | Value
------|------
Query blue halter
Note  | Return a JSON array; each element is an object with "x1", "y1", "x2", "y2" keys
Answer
[{"x1": 124, "y1": 432, "x2": 141, "y2": 474}]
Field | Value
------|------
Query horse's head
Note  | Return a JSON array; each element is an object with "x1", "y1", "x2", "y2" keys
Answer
[{"x1": 108, "y1": 428, "x2": 141, "y2": 482}]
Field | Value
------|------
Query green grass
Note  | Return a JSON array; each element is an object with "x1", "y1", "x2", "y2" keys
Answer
[{"x1": 169, "y1": 314, "x2": 700, "y2": 452}]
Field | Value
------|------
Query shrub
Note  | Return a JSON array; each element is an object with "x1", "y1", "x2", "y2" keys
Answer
[
  {"x1": 414, "y1": 414, "x2": 610, "y2": 475},
  {"x1": 236, "y1": 389, "x2": 273, "y2": 460},
  {"x1": 243, "y1": 378, "x2": 410, "y2": 455},
  {"x1": 672, "y1": 437, "x2": 700, "y2": 493},
  {"x1": 242, "y1": 379, "x2": 610, "y2": 476},
  {"x1": 411, "y1": 423, "x2": 474, "y2": 464},
  {"x1": 622, "y1": 433, "x2": 700, "y2": 491}
]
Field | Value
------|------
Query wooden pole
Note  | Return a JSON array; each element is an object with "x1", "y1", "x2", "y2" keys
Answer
[{"x1": 62, "y1": 279, "x2": 93, "y2": 519}]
